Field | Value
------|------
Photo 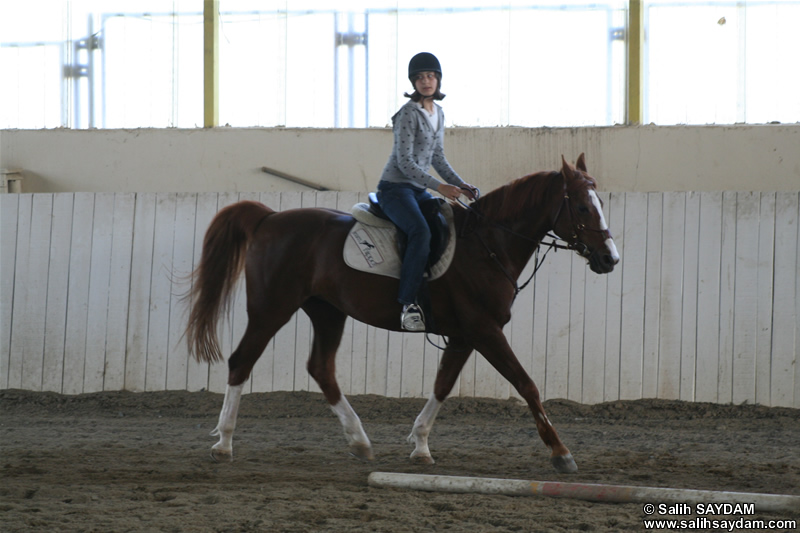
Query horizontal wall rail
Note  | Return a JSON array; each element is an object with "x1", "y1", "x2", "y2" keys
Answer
[{"x1": 1, "y1": 191, "x2": 798, "y2": 407}]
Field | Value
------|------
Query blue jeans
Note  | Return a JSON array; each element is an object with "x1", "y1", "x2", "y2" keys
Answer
[{"x1": 377, "y1": 181, "x2": 434, "y2": 305}]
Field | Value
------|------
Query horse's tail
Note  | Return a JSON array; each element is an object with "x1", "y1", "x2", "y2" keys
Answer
[{"x1": 185, "y1": 200, "x2": 275, "y2": 364}]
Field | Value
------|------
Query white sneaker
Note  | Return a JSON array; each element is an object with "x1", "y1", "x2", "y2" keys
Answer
[{"x1": 401, "y1": 304, "x2": 425, "y2": 332}]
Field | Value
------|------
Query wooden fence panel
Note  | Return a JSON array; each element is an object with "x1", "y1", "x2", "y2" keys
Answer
[
  {"x1": 582, "y1": 226, "x2": 608, "y2": 404},
  {"x1": 0, "y1": 190, "x2": 797, "y2": 407},
  {"x1": 400, "y1": 332, "x2": 424, "y2": 398},
  {"x1": 62, "y1": 193, "x2": 96, "y2": 394},
  {"x1": 544, "y1": 246, "x2": 572, "y2": 401},
  {"x1": 42, "y1": 194, "x2": 75, "y2": 392},
  {"x1": 755, "y1": 193, "x2": 776, "y2": 406},
  {"x1": 619, "y1": 192, "x2": 647, "y2": 400},
  {"x1": 771, "y1": 193, "x2": 799, "y2": 407},
  {"x1": 679, "y1": 192, "x2": 700, "y2": 401},
  {"x1": 7, "y1": 194, "x2": 33, "y2": 390},
  {"x1": 696, "y1": 192, "x2": 723, "y2": 403},
  {"x1": 386, "y1": 330, "x2": 405, "y2": 398},
  {"x1": 104, "y1": 193, "x2": 135, "y2": 392},
  {"x1": 143, "y1": 193, "x2": 177, "y2": 392},
  {"x1": 602, "y1": 191, "x2": 624, "y2": 402},
  {"x1": 717, "y1": 191, "x2": 738, "y2": 404},
  {"x1": 0, "y1": 194, "x2": 19, "y2": 390},
  {"x1": 566, "y1": 240, "x2": 587, "y2": 403},
  {"x1": 19, "y1": 194, "x2": 52, "y2": 391},
  {"x1": 657, "y1": 192, "x2": 685, "y2": 400},
  {"x1": 84, "y1": 193, "x2": 116, "y2": 393},
  {"x1": 529, "y1": 253, "x2": 550, "y2": 399},
  {"x1": 732, "y1": 192, "x2": 761, "y2": 404},
  {"x1": 642, "y1": 193, "x2": 663, "y2": 398},
  {"x1": 125, "y1": 193, "x2": 156, "y2": 392}
]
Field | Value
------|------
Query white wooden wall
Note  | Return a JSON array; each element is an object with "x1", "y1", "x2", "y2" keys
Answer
[{"x1": 1, "y1": 191, "x2": 798, "y2": 407}]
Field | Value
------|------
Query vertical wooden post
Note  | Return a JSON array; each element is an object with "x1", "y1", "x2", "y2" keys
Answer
[
  {"x1": 627, "y1": 0, "x2": 644, "y2": 124},
  {"x1": 204, "y1": 0, "x2": 219, "y2": 128}
]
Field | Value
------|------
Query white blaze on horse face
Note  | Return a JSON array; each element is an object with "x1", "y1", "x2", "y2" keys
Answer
[{"x1": 588, "y1": 190, "x2": 620, "y2": 262}]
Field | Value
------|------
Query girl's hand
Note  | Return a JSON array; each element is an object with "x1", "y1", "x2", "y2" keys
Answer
[
  {"x1": 437, "y1": 183, "x2": 463, "y2": 201},
  {"x1": 460, "y1": 184, "x2": 479, "y2": 201}
]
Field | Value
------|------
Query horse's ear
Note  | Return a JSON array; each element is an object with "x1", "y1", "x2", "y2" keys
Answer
[
  {"x1": 561, "y1": 155, "x2": 574, "y2": 179},
  {"x1": 576, "y1": 153, "x2": 587, "y2": 172}
]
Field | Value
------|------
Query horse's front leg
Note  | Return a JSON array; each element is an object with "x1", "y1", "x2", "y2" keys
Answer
[
  {"x1": 471, "y1": 328, "x2": 577, "y2": 473},
  {"x1": 210, "y1": 383, "x2": 244, "y2": 461},
  {"x1": 408, "y1": 338, "x2": 473, "y2": 464}
]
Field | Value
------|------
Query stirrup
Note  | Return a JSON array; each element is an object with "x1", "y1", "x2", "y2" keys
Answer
[{"x1": 401, "y1": 304, "x2": 425, "y2": 332}]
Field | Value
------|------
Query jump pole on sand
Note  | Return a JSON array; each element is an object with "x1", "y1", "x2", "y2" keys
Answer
[{"x1": 367, "y1": 473, "x2": 800, "y2": 513}]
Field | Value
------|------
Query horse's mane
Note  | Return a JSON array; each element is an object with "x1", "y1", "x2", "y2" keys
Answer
[{"x1": 468, "y1": 170, "x2": 560, "y2": 225}]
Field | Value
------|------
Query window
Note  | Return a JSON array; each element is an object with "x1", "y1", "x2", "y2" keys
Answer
[
  {"x1": 645, "y1": 0, "x2": 800, "y2": 124},
  {"x1": 0, "y1": 0, "x2": 202, "y2": 129},
  {"x1": 1, "y1": 1, "x2": 797, "y2": 128},
  {"x1": 217, "y1": 1, "x2": 627, "y2": 127}
]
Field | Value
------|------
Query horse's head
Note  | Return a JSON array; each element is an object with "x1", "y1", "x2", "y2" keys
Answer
[{"x1": 552, "y1": 154, "x2": 620, "y2": 274}]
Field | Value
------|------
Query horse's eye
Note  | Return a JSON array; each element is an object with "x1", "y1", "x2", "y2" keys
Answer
[{"x1": 578, "y1": 205, "x2": 590, "y2": 214}]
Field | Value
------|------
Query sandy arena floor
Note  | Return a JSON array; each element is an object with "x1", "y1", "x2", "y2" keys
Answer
[{"x1": 1, "y1": 389, "x2": 798, "y2": 532}]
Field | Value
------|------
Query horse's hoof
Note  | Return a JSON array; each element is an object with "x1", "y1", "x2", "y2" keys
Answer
[
  {"x1": 349, "y1": 443, "x2": 374, "y2": 461},
  {"x1": 210, "y1": 447, "x2": 233, "y2": 463},
  {"x1": 551, "y1": 453, "x2": 578, "y2": 473},
  {"x1": 410, "y1": 451, "x2": 435, "y2": 465}
]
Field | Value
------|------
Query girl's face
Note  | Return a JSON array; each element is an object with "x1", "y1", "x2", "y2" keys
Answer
[{"x1": 414, "y1": 72, "x2": 438, "y2": 97}]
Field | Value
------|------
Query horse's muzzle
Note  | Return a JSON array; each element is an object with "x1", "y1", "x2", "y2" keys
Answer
[{"x1": 587, "y1": 245, "x2": 619, "y2": 274}]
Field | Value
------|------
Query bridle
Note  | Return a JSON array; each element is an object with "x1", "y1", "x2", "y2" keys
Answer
[
  {"x1": 549, "y1": 178, "x2": 613, "y2": 258},
  {"x1": 425, "y1": 176, "x2": 606, "y2": 351},
  {"x1": 457, "y1": 173, "x2": 611, "y2": 299}
]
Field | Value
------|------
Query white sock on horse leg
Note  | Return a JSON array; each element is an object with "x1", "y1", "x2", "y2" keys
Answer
[
  {"x1": 409, "y1": 394, "x2": 442, "y2": 460},
  {"x1": 211, "y1": 383, "x2": 244, "y2": 457},
  {"x1": 331, "y1": 395, "x2": 371, "y2": 449}
]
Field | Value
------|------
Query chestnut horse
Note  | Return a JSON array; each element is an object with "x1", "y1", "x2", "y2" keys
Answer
[{"x1": 185, "y1": 154, "x2": 618, "y2": 473}]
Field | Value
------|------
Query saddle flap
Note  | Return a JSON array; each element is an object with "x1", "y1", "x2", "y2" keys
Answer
[{"x1": 344, "y1": 201, "x2": 457, "y2": 281}]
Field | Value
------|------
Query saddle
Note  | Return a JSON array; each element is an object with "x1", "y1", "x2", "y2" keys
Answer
[{"x1": 344, "y1": 192, "x2": 456, "y2": 281}]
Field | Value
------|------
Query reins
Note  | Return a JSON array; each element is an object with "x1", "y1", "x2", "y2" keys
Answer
[
  {"x1": 423, "y1": 178, "x2": 597, "y2": 351},
  {"x1": 455, "y1": 178, "x2": 575, "y2": 301}
]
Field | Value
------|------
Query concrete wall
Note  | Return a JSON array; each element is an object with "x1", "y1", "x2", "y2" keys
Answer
[{"x1": 1, "y1": 125, "x2": 799, "y2": 194}]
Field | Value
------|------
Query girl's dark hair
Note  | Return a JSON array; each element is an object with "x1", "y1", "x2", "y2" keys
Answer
[{"x1": 404, "y1": 73, "x2": 445, "y2": 101}]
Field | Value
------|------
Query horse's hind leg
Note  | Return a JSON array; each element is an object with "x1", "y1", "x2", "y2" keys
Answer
[
  {"x1": 210, "y1": 308, "x2": 293, "y2": 462},
  {"x1": 303, "y1": 298, "x2": 373, "y2": 460},
  {"x1": 408, "y1": 337, "x2": 473, "y2": 464},
  {"x1": 210, "y1": 383, "x2": 244, "y2": 462}
]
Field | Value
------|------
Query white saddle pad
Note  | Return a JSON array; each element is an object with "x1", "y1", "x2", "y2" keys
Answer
[{"x1": 343, "y1": 201, "x2": 456, "y2": 280}]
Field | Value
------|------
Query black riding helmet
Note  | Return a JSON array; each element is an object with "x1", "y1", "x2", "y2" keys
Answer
[{"x1": 408, "y1": 52, "x2": 441, "y2": 80}]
